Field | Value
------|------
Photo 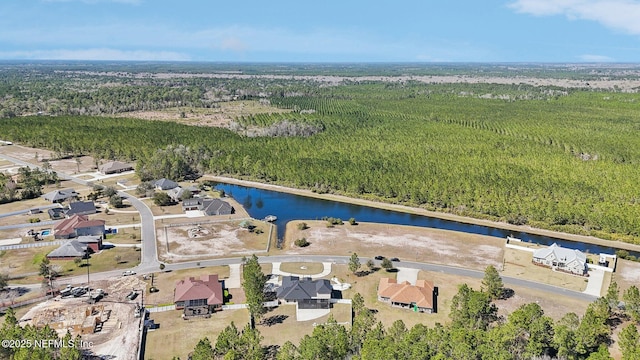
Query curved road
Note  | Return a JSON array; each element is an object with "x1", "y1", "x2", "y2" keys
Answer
[{"x1": 0, "y1": 151, "x2": 598, "y2": 304}]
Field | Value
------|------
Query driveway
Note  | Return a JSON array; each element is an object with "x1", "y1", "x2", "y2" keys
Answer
[
  {"x1": 583, "y1": 268, "x2": 605, "y2": 297},
  {"x1": 396, "y1": 267, "x2": 420, "y2": 285}
]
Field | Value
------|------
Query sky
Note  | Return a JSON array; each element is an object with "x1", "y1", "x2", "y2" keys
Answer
[{"x1": 0, "y1": 0, "x2": 639, "y2": 63}]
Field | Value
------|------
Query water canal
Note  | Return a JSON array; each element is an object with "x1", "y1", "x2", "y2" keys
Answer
[{"x1": 214, "y1": 182, "x2": 636, "y2": 256}]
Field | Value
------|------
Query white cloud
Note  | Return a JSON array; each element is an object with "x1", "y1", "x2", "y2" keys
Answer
[
  {"x1": 0, "y1": 48, "x2": 189, "y2": 61},
  {"x1": 578, "y1": 54, "x2": 615, "y2": 61},
  {"x1": 509, "y1": 0, "x2": 640, "y2": 35}
]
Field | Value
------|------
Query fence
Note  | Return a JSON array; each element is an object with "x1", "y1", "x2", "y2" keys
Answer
[
  {"x1": 0, "y1": 295, "x2": 52, "y2": 312},
  {"x1": 146, "y1": 305, "x2": 176, "y2": 313}
]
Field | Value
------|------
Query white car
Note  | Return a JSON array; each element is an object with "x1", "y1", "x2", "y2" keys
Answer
[{"x1": 122, "y1": 270, "x2": 136, "y2": 276}]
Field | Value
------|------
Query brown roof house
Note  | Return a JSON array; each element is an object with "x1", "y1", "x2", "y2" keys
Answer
[
  {"x1": 47, "y1": 240, "x2": 88, "y2": 260},
  {"x1": 99, "y1": 161, "x2": 133, "y2": 175},
  {"x1": 174, "y1": 274, "x2": 224, "y2": 317},
  {"x1": 377, "y1": 278, "x2": 438, "y2": 313},
  {"x1": 54, "y1": 214, "x2": 105, "y2": 239}
]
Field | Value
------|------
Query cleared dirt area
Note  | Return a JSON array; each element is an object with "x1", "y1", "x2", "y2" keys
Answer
[
  {"x1": 283, "y1": 220, "x2": 504, "y2": 271},
  {"x1": 115, "y1": 100, "x2": 293, "y2": 128},
  {"x1": 20, "y1": 276, "x2": 147, "y2": 360},
  {"x1": 156, "y1": 220, "x2": 272, "y2": 262},
  {"x1": 614, "y1": 259, "x2": 640, "y2": 292}
]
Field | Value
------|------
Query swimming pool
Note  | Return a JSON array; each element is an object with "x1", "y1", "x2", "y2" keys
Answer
[{"x1": 40, "y1": 229, "x2": 51, "y2": 236}]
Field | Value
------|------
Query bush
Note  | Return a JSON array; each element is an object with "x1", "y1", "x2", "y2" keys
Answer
[
  {"x1": 348, "y1": 217, "x2": 357, "y2": 225},
  {"x1": 294, "y1": 238, "x2": 310, "y2": 247},
  {"x1": 29, "y1": 217, "x2": 41, "y2": 223},
  {"x1": 616, "y1": 249, "x2": 630, "y2": 259},
  {"x1": 297, "y1": 222, "x2": 309, "y2": 230}
]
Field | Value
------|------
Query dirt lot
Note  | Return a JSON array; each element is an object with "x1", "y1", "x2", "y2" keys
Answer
[
  {"x1": 0, "y1": 144, "x2": 98, "y2": 175},
  {"x1": 614, "y1": 259, "x2": 640, "y2": 292},
  {"x1": 283, "y1": 220, "x2": 504, "y2": 271},
  {"x1": 20, "y1": 276, "x2": 147, "y2": 360},
  {"x1": 156, "y1": 220, "x2": 273, "y2": 262},
  {"x1": 115, "y1": 100, "x2": 293, "y2": 128}
]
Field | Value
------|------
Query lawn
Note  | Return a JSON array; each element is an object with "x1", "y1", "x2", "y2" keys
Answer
[
  {"x1": 257, "y1": 303, "x2": 352, "y2": 347},
  {"x1": 0, "y1": 245, "x2": 58, "y2": 282},
  {"x1": 278, "y1": 262, "x2": 325, "y2": 276},
  {"x1": 145, "y1": 308, "x2": 250, "y2": 360},
  {"x1": 103, "y1": 228, "x2": 141, "y2": 244},
  {"x1": 55, "y1": 246, "x2": 141, "y2": 276}
]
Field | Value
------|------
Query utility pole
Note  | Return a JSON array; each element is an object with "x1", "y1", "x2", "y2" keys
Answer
[{"x1": 86, "y1": 254, "x2": 90, "y2": 288}]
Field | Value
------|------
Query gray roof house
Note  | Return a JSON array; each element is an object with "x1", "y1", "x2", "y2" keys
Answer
[
  {"x1": 42, "y1": 189, "x2": 79, "y2": 203},
  {"x1": 182, "y1": 198, "x2": 233, "y2": 216},
  {"x1": 65, "y1": 201, "x2": 97, "y2": 217},
  {"x1": 168, "y1": 186, "x2": 200, "y2": 202},
  {"x1": 154, "y1": 178, "x2": 179, "y2": 191},
  {"x1": 532, "y1": 243, "x2": 588, "y2": 276},
  {"x1": 277, "y1": 276, "x2": 333, "y2": 309},
  {"x1": 99, "y1": 161, "x2": 134, "y2": 175},
  {"x1": 47, "y1": 240, "x2": 88, "y2": 259}
]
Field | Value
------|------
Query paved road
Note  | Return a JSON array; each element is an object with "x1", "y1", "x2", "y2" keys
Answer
[
  {"x1": 0, "y1": 152, "x2": 599, "y2": 304},
  {"x1": 119, "y1": 192, "x2": 160, "y2": 271},
  {"x1": 0, "y1": 204, "x2": 61, "y2": 218}
]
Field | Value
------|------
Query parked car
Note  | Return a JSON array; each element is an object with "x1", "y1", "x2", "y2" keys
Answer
[
  {"x1": 389, "y1": 257, "x2": 400, "y2": 262},
  {"x1": 374, "y1": 255, "x2": 385, "y2": 260},
  {"x1": 126, "y1": 291, "x2": 138, "y2": 300},
  {"x1": 122, "y1": 270, "x2": 136, "y2": 276}
]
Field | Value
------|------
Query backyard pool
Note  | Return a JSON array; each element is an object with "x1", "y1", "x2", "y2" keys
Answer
[{"x1": 40, "y1": 229, "x2": 51, "y2": 236}]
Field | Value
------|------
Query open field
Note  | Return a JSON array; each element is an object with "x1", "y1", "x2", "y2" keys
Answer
[
  {"x1": 283, "y1": 220, "x2": 504, "y2": 271},
  {"x1": 156, "y1": 219, "x2": 272, "y2": 262},
  {"x1": 53, "y1": 246, "x2": 141, "y2": 275},
  {"x1": 0, "y1": 245, "x2": 57, "y2": 281},
  {"x1": 116, "y1": 101, "x2": 293, "y2": 128},
  {"x1": 145, "y1": 308, "x2": 250, "y2": 360},
  {"x1": 104, "y1": 227, "x2": 141, "y2": 244},
  {"x1": 143, "y1": 266, "x2": 230, "y2": 307},
  {"x1": 502, "y1": 248, "x2": 589, "y2": 292}
]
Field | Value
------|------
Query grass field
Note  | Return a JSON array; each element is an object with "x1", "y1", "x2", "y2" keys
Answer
[
  {"x1": 278, "y1": 262, "x2": 325, "y2": 275},
  {"x1": 145, "y1": 308, "x2": 250, "y2": 360}
]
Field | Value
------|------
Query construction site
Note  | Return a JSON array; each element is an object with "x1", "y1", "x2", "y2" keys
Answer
[{"x1": 20, "y1": 276, "x2": 147, "y2": 359}]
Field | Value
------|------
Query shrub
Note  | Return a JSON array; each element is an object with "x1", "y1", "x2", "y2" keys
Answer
[
  {"x1": 348, "y1": 217, "x2": 357, "y2": 225},
  {"x1": 297, "y1": 222, "x2": 309, "y2": 230},
  {"x1": 294, "y1": 238, "x2": 310, "y2": 247},
  {"x1": 29, "y1": 218, "x2": 41, "y2": 223}
]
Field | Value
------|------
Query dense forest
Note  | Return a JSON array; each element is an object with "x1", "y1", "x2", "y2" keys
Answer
[{"x1": 1, "y1": 63, "x2": 640, "y2": 245}]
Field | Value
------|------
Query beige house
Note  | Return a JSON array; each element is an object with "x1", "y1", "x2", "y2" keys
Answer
[{"x1": 532, "y1": 243, "x2": 588, "y2": 276}]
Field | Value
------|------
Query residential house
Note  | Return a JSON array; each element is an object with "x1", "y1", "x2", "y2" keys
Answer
[
  {"x1": 54, "y1": 214, "x2": 105, "y2": 239},
  {"x1": 99, "y1": 161, "x2": 133, "y2": 175},
  {"x1": 277, "y1": 276, "x2": 333, "y2": 309},
  {"x1": 532, "y1": 243, "x2": 588, "y2": 276},
  {"x1": 174, "y1": 274, "x2": 224, "y2": 316},
  {"x1": 65, "y1": 201, "x2": 97, "y2": 217},
  {"x1": 48, "y1": 207, "x2": 66, "y2": 220},
  {"x1": 76, "y1": 235, "x2": 103, "y2": 252},
  {"x1": 154, "y1": 178, "x2": 179, "y2": 191},
  {"x1": 167, "y1": 185, "x2": 200, "y2": 202},
  {"x1": 377, "y1": 278, "x2": 438, "y2": 313},
  {"x1": 182, "y1": 198, "x2": 233, "y2": 216},
  {"x1": 47, "y1": 240, "x2": 88, "y2": 260},
  {"x1": 42, "y1": 188, "x2": 79, "y2": 203}
]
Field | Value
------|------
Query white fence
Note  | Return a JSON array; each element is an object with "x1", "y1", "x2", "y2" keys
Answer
[{"x1": 146, "y1": 305, "x2": 175, "y2": 313}]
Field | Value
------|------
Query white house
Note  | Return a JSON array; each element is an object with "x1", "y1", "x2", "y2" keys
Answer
[{"x1": 532, "y1": 243, "x2": 588, "y2": 276}]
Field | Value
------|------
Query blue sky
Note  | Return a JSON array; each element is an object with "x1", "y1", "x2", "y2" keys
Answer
[{"x1": 1, "y1": 0, "x2": 639, "y2": 62}]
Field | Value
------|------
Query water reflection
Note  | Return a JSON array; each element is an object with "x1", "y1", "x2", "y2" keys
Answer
[{"x1": 215, "y1": 182, "x2": 637, "y2": 257}]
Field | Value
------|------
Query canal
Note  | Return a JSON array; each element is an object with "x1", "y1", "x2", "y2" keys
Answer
[{"x1": 214, "y1": 182, "x2": 635, "y2": 256}]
